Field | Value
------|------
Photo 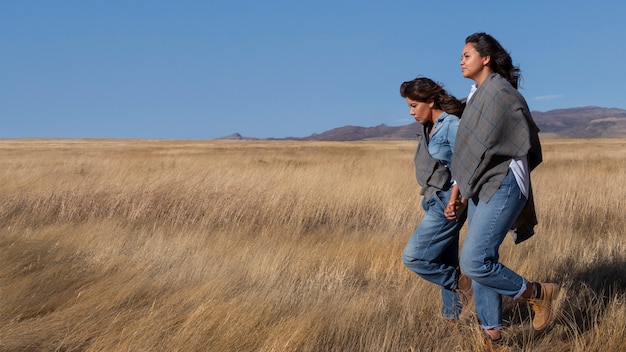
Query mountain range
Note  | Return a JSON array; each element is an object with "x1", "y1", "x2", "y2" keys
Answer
[{"x1": 219, "y1": 106, "x2": 626, "y2": 141}]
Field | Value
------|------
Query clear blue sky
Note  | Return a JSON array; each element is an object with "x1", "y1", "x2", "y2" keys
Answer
[{"x1": 2, "y1": 1, "x2": 625, "y2": 139}]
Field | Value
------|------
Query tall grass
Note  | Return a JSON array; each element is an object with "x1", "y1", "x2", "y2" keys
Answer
[{"x1": 1, "y1": 138, "x2": 625, "y2": 351}]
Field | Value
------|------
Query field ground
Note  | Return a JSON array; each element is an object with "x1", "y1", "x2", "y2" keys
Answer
[{"x1": 1, "y1": 138, "x2": 625, "y2": 351}]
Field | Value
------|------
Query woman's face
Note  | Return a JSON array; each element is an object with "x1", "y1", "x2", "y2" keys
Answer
[
  {"x1": 405, "y1": 98, "x2": 433, "y2": 125},
  {"x1": 460, "y1": 43, "x2": 489, "y2": 82}
]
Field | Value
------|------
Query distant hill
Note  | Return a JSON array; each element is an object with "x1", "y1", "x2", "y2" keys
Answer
[
  {"x1": 300, "y1": 123, "x2": 419, "y2": 141},
  {"x1": 531, "y1": 106, "x2": 626, "y2": 138},
  {"x1": 217, "y1": 133, "x2": 257, "y2": 140},
  {"x1": 301, "y1": 106, "x2": 626, "y2": 140},
  {"x1": 218, "y1": 106, "x2": 626, "y2": 140}
]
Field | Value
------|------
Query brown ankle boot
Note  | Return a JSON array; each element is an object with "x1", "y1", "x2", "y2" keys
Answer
[{"x1": 528, "y1": 282, "x2": 560, "y2": 330}]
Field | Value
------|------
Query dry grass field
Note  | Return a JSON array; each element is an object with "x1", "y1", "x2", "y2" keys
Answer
[{"x1": 1, "y1": 138, "x2": 625, "y2": 352}]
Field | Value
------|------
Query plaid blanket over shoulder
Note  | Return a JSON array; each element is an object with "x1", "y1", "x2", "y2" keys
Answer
[{"x1": 452, "y1": 73, "x2": 542, "y2": 243}]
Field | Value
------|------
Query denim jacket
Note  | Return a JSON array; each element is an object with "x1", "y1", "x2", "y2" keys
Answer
[{"x1": 428, "y1": 112, "x2": 459, "y2": 173}]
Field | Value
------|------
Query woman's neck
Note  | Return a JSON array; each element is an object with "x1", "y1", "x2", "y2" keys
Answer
[
  {"x1": 430, "y1": 109, "x2": 443, "y2": 125},
  {"x1": 428, "y1": 109, "x2": 444, "y2": 136},
  {"x1": 473, "y1": 68, "x2": 494, "y2": 87}
]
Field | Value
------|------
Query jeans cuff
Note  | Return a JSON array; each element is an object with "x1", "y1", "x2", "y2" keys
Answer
[
  {"x1": 513, "y1": 280, "x2": 528, "y2": 300},
  {"x1": 481, "y1": 324, "x2": 502, "y2": 330}
]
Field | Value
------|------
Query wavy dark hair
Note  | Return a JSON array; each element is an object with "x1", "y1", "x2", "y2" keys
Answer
[
  {"x1": 465, "y1": 32, "x2": 521, "y2": 89},
  {"x1": 399, "y1": 77, "x2": 464, "y2": 117}
]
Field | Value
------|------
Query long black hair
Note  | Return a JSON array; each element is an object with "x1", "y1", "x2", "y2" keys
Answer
[{"x1": 465, "y1": 32, "x2": 521, "y2": 89}]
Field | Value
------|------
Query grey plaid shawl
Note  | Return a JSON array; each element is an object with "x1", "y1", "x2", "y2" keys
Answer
[{"x1": 452, "y1": 73, "x2": 542, "y2": 243}]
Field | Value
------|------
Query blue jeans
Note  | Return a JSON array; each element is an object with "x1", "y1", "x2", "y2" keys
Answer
[
  {"x1": 402, "y1": 188, "x2": 465, "y2": 319},
  {"x1": 460, "y1": 170, "x2": 530, "y2": 329}
]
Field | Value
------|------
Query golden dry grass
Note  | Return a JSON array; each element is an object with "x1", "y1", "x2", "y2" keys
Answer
[{"x1": 1, "y1": 138, "x2": 625, "y2": 352}]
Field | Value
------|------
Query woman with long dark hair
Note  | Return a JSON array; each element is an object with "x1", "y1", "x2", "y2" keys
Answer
[
  {"x1": 400, "y1": 77, "x2": 473, "y2": 322},
  {"x1": 451, "y1": 32, "x2": 559, "y2": 343}
]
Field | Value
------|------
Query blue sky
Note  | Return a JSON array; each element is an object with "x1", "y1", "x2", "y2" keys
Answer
[{"x1": 2, "y1": 1, "x2": 625, "y2": 139}]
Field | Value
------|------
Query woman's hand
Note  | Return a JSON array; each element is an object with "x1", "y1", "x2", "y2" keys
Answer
[
  {"x1": 445, "y1": 197, "x2": 467, "y2": 220},
  {"x1": 445, "y1": 200, "x2": 458, "y2": 220}
]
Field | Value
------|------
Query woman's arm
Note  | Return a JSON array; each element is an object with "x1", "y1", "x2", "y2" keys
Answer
[{"x1": 445, "y1": 183, "x2": 467, "y2": 220}]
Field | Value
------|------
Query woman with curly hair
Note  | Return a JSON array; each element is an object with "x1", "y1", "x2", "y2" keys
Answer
[{"x1": 400, "y1": 77, "x2": 473, "y2": 322}]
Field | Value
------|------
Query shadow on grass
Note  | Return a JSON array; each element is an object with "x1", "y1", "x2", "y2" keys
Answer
[{"x1": 501, "y1": 255, "x2": 626, "y2": 345}]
